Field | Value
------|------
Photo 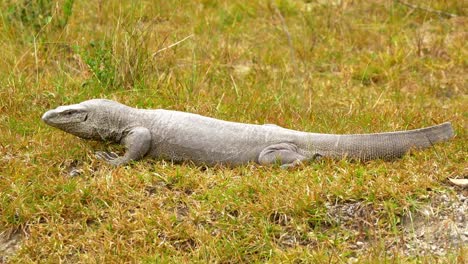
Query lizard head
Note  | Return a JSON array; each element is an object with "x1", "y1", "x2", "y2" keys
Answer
[
  {"x1": 42, "y1": 101, "x2": 96, "y2": 139},
  {"x1": 42, "y1": 99, "x2": 128, "y2": 140}
]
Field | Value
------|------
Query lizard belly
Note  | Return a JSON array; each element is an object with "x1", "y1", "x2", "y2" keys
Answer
[{"x1": 149, "y1": 136, "x2": 262, "y2": 165}]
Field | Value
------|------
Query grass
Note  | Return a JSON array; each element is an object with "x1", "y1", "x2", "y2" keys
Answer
[{"x1": 0, "y1": 0, "x2": 466, "y2": 262}]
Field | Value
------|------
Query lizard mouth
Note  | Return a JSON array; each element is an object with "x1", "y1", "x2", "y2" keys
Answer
[
  {"x1": 41, "y1": 108, "x2": 88, "y2": 125},
  {"x1": 41, "y1": 110, "x2": 56, "y2": 125}
]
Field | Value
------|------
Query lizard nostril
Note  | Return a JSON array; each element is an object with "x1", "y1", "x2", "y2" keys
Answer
[
  {"x1": 41, "y1": 111, "x2": 51, "y2": 122},
  {"x1": 42, "y1": 110, "x2": 58, "y2": 124}
]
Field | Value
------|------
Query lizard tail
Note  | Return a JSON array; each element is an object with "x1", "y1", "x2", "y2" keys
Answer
[{"x1": 310, "y1": 122, "x2": 454, "y2": 160}]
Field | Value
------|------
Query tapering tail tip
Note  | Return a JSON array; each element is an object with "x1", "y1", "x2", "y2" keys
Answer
[
  {"x1": 429, "y1": 122, "x2": 455, "y2": 143},
  {"x1": 446, "y1": 122, "x2": 455, "y2": 138},
  {"x1": 314, "y1": 121, "x2": 456, "y2": 161}
]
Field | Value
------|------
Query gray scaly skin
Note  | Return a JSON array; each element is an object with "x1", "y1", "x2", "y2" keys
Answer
[{"x1": 42, "y1": 99, "x2": 455, "y2": 167}]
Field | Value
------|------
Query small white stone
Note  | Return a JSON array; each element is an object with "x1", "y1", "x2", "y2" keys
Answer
[{"x1": 69, "y1": 168, "x2": 83, "y2": 177}]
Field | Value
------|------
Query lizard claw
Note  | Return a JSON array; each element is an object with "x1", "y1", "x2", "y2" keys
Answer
[
  {"x1": 95, "y1": 151, "x2": 126, "y2": 166},
  {"x1": 109, "y1": 152, "x2": 119, "y2": 159},
  {"x1": 280, "y1": 159, "x2": 304, "y2": 169},
  {"x1": 95, "y1": 151, "x2": 119, "y2": 162}
]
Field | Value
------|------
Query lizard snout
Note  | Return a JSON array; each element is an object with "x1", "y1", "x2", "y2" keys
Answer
[{"x1": 41, "y1": 110, "x2": 54, "y2": 124}]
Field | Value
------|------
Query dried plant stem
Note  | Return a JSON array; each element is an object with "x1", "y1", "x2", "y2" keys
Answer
[
  {"x1": 152, "y1": 34, "x2": 194, "y2": 57},
  {"x1": 272, "y1": 4, "x2": 298, "y2": 76},
  {"x1": 396, "y1": 0, "x2": 458, "y2": 18}
]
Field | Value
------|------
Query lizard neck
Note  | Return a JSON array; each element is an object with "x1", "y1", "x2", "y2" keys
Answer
[{"x1": 90, "y1": 106, "x2": 139, "y2": 142}]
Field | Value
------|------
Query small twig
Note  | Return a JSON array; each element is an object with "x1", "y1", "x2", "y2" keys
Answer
[
  {"x1": 272, "y1": 4, "x2": 298, "y2": 76},
  {"x1": 31, "y1": 13, "x2": 54, "y2": 87},
  {"x1": 396, "y1": 0, "x2": 458, "y2": 18},
  {"x1": 152, "y1": 34, "x2": 194, "y2": 57},
  {"x1": 33, "y1": 36, "x2": 39, "y2": 85}
]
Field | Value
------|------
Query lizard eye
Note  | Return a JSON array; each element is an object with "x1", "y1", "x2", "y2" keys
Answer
[
  {"x1": 44, "y1": 105, "x2": 88, "y2": 124},
  {"x1": 56, "y1": 109, "x2": 87, "y2": 123}
]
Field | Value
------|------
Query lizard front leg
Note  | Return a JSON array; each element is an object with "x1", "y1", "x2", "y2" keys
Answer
[{"x1": 96, "y1": 127, "x2": 151, "y2": 166}]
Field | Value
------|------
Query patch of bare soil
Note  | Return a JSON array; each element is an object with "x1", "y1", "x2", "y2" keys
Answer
[
  {"x1": 326, "y1": 187, "x2": 467, "y2": 257},
  {"x1": 0, "y1": 230, "x2": 22, "y2": 263},
  {"x1": 400, "y1": 188, "x2": 467, "y2": 256}
]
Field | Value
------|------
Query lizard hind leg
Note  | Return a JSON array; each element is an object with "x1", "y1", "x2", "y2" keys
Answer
[{"x1": 258, "y1": 143, "x2": 308, "y2": 168}]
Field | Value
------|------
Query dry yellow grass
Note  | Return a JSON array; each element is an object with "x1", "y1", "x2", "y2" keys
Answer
[{"x1": 0, "y1": 0, "x2": 466, "y2": 262}]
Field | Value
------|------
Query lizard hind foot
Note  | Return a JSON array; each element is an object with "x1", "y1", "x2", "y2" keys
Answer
[
  {"x1": 280, "y1": 159, "x2": 304, "y2": 169},
  {"x1": 258, "y1": 143, "x2": 308, "y2": 167}
]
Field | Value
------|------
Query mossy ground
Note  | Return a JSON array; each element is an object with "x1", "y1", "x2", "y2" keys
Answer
[{"x1": 0, "y1": 0, "x2": 466, "y2": 263}]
